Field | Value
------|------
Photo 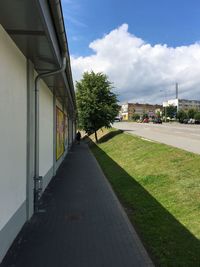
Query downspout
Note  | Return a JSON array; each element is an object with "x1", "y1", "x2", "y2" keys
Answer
[{"x1": 34, "y1": 56, "x2": 67, "y2": 212}]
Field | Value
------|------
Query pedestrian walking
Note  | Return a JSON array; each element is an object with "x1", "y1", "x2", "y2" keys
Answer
[{"x1": 76, "y1": 131, "x2": 81, "y2": 144}]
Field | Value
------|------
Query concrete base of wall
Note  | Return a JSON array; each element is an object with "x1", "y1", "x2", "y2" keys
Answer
[
  {"x1": 0, "y1": 150, "x2": 71, "y2": 263},
  {"x1": 0, "y1": 201, "x2": 26, "y2": 263},
  {"x1": 55, "y1": 149, "x2": 68, "y2": 173},
  {"x1": 42, "y1": 166, "x2": 54, "y2": 192},
  {"x1": 0, "y1": 166, "x2": 55, "y2": 263}
]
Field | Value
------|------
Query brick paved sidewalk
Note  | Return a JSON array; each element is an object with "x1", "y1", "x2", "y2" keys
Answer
[{"x1": 1, "y1": 143, "x2": 154, "y2": 267}]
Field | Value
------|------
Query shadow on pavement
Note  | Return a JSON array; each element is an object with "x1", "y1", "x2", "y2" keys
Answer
[{"x1": 90, "y1": 137, "x2": 200, "y2": 266}]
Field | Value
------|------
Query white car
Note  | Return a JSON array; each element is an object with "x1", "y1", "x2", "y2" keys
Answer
[
  {"x1": 188, "y1": 118, "x2": 195, "y2": 124},
  {"x1": 114, "y1": 117, "x2": 121, "y2": 122}
]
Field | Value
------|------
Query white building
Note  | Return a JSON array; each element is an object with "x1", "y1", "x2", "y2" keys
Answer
[
  {"x1": 0, "y1": 1, "x2": 76, "y2": 262},
  {"x1": 163, "y1": 99, "x2": 200, "y2": 111}
]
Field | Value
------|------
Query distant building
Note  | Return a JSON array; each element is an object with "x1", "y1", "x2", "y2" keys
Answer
[
  {"x1": 120, "y1": 103, "x2": 134, "y2": 120},
  {"x1": 163, "y1": 99, "x2": 200, "y2": 112},
  {"x1": 121, "y1": 103, "x2": 162, "y2": 120}
]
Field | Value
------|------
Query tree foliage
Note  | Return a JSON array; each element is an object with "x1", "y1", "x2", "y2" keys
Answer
[
  {"x1": 76, "y1": 71, "x2": 118, "y2": 142},
  {"x1": 156, "y1": 111, "x2": 161, "y2": 118},
  {"x1": 142, "y1": 113, "x2": 149, "y2": 119},
  {"x1": 165, "y1": 105, "x2": 177, "y2": 119},
  {"x1": 132, "y1": 113, "x2": 140, "y2": 121},
  {"x1": 194, "y1": 112, "x2": 200, "y2": 120},
  {"x1": 177, "y1": 110, "x2": 188, "y2": 122},
  {"x1": 188, "y1": 108, "x2": 197, "y2": 119}
]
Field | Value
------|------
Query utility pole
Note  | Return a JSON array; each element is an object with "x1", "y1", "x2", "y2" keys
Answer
[
  {"x1": 176, "y1": 82, "x2": 178, "y2": 99},
  {"x1": 160, "y1": 89, "x2": 167, "y2": 122},
  {"x1": 175, "y1": 83, "x2": 179, "y2": 118}
]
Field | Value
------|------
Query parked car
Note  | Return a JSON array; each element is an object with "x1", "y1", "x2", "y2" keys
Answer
[
  {"x1": 195, "y1": 119, "x2": 200, "y2": 124},
  {"x1": 114, "y1": 116, "x2": 121, "y2": 122},
  {"x1": 188, "y1": 118, "x2": 195, "y2": 124},
  {"x1": 143, "y1": 118, "x2": 149, "y2": 123},
  {"x1": 182, "y1": 118, "x2": 189, "y2": 124},
  {"x1": 153, "y1": 118, "x2": 162, "y2": 124}
]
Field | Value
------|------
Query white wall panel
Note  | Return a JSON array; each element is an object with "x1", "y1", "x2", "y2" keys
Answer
[
  {"x1": 39, "y1": 80, "x2": 53, "y2": 178},
  {"x1": 0, "y1": 25, "x2": 27, "y2": 230}
]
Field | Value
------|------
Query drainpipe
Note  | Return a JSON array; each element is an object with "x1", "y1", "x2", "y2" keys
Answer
[{"x1": 34, "y1": 56, "x2": 67, "y2": 212}]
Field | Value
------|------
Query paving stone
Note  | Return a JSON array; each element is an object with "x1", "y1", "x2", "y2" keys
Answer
[{"x1": 1, "y1": 143, "x2": 154, "y2": 267}]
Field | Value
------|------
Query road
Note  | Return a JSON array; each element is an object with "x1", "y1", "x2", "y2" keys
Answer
[{"x1": 113, "y1": 122, "x2": 200, "y2": 155}]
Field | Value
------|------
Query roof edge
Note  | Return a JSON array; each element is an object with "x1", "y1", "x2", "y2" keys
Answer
[{"x1": 48, "y1": 0, "x2": 76, "y2": 108}]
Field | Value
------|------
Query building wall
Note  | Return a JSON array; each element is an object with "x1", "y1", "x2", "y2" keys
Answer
[
  {"x1": 134, "y1": 104, "x2": 162, "y2": 117},
  {"x1": 163, "y1": 99, "x2": 200, "y2": 112},
  {"x1": 122, "y1": 113, "x2": 128, "y2": 120},
  {"x1": 134, "y1": 106, "x2": 145, "y2": 115},
  {"x1": 39, "y1": 80, "x2": 54, "y2": 190},
  {"x1": 68, "y1": 117, "x2": 73, "y2": 146},
  {"x1": 26, "y1": 60, "x2": 35, "y2": 220},
  {"x1": 128, "y1": 104, "x2": 135, "y2": 119},
  {"x1": 121, "y1": 103, "x2": 162, "y2": 120},
  {"x1": 121, "y1": 104, "x2": 133, "y2": 120},
  {"x1": 56, "y1": 98, "x2": 63, "y2": 110},
  {"x1": 179, "y1": 99, "x2": 200, "y2": 111},
  {"x1": 0, "y1": 24, "x2": 74, "y2": 263},
  {"x1": 121, "y1": 104, "x2": 128, "y2": 113},
  {"x1": 0, "y1": 25, "x2": 27, "y2": 260},
  {"x1": 54, "y1": 99, "x2": 69, "y2": 172},
  {"x1": 64, "y1": 108, "x2": 69, "y2": 151}
]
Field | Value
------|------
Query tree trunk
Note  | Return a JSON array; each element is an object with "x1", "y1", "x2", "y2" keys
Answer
[{"x1": 94, "y1": 130, "x2": 98, "y2": 143}]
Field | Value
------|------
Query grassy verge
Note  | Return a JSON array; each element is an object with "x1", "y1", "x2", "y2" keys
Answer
[{"x1": 90, "y1": 128, "x2": 200, "y2": 266}]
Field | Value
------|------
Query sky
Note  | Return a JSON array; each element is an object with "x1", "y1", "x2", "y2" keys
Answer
[{"x1": 61, "y1": 0, "x2": 200, "y2": 104}]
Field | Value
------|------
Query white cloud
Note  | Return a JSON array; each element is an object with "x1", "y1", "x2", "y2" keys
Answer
[{"x1": 71, "y1": 24, "x2": 200, "y2": 104}]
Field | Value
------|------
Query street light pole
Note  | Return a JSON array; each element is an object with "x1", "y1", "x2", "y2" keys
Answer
[{"x1": 160, "y1": 89, "x2": 167, "y2": 123}]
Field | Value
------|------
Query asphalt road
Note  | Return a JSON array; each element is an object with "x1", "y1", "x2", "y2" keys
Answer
[{"x1": 113, "y1": 122, "x2": 200, "y2": 155}]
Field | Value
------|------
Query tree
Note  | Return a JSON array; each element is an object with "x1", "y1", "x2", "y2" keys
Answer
[
  {"x1": 156, "y1": 111, "x2": 161, "y2": 118},
  {"x1": 142, "y1": 113, "x2": 149, "y2": 120},
  {"x1": 188, "y1": 108, "x2": 197, "y2": 119},
  {"x1": 132, "y1": 113, "x2": 140, "y2": 121},
  {"x1": 76, "y1": 71, "x2": 119, "y2": 142},
  {"x1": 165, "y1": 105, "x2": 177, "y2": 119},
  {"x1": 194, "y1": 112, "x2": 200, "y2": 120},
  {"x1": 177, "y1": 110, "x2": 188, "y2": 123}
]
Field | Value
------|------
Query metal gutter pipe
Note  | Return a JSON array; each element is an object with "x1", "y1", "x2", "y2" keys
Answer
[{"x1": 34, "y1": 56, "x2": 67, "y2": 211}]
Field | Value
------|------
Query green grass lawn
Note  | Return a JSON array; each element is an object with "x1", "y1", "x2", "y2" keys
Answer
[{"x1": 90, "y1": 129, "x2": 200, "y2": 266}]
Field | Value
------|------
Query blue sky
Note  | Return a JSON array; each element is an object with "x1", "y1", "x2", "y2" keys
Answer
[
  {"x1": 62, "y1": 0, "x2": 200, "y2": 56},
  {"x1": 62, "y1": 0, "x2": 200, "y2": 103}
]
